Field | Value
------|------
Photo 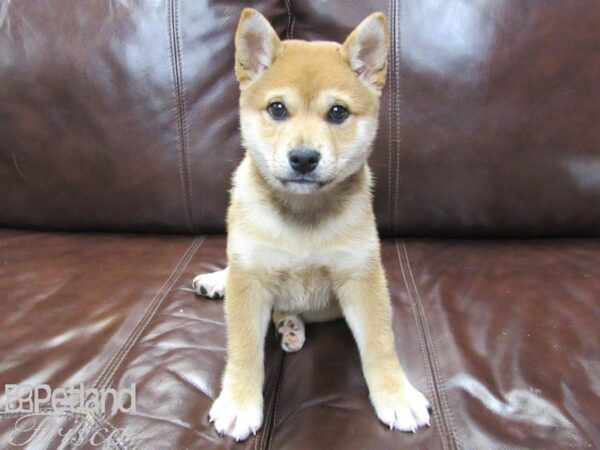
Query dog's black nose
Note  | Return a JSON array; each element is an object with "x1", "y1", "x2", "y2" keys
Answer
[{"x1": 288, "y1": 149, "x2": 320, "y2": 175}]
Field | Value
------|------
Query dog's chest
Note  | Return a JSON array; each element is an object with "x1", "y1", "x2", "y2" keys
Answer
[
  {"x1": 272, "y1": 264, "x2": 334, "y2": 313},
  {"x1": 232, "y1": 229, "x2": 372, "y2": 312},
  {"x1": 243, "y1": 246, "x2": 347, "y2": 312}
]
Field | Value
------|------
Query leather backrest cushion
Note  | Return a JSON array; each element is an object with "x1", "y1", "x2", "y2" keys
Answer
[
  {"x1": 1, "y1": 1, "x2": 599, "y2": 237},
  {"x1": 0, "y1": 0, "x2": 288, "y2": 233}
]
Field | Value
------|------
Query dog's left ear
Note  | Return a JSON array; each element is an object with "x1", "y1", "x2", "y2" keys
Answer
[
  {"x1": 235, "y1": 8, "x2": 282, "y2": 88},
  {"x1": 341, "y1": 13, "x2": 389, "y2": 91}
]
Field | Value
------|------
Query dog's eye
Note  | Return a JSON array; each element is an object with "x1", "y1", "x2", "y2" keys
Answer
[
  {"x1": 327, "y1": 105, "x2": 349, "y2": 124},
  {"x1": 267, "y1": 102, "x2": 288, "y2": 121}
]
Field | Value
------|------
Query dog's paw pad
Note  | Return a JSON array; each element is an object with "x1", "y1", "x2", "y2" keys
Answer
[
  {"x1": 192, "y1": 270, "x2": 226, "y2": 299},
  {"x1": 277, "y1": 315, "x2": 305, "y2": 353}
]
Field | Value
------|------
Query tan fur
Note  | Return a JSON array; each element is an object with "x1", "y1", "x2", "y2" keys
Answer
[{"x1": 195, "y1": 9, "x2": 430, "y2": 441}]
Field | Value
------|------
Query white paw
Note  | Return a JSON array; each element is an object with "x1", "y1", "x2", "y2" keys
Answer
[
  {"x1": 193, "y1": 269, "x2": 226, "y2": 299},
  {"x1": 209, "y1": 393, "x2": 263, "y2": 441},
  {"x1": 276, "y1": 315, "x2": 305, "y2": 353},
  {"x1": 371, "y1": 384, "x2": 431, "y2": 432}
]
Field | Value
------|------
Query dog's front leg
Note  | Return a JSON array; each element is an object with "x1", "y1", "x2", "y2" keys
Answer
[
  {"x1": 209, "y1": 267, "x2": 273, "y2": 441},
  {"x1": 335, "y1": 261, "x2": 431, "y2": 432}
]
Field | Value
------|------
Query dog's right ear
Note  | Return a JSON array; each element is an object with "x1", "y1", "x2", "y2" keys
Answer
[{"x1": 235, "y1": 8, "x2": 281, "y2": 88}]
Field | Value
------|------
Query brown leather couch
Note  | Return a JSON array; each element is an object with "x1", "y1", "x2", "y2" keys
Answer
[{"x1": 1, "y1": 1, "x2": 599, "y2": 449}]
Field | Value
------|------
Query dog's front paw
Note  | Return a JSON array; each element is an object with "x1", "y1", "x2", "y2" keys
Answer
[
  {"x1": 209, "y1": 393, "x2": 263, "y2": 441},
  {"x1": 193, "y1": 269, "x2": 226, "y2": 299},
  {"x1": 371, "y1": 384, "x2": 431, "y2": 433}
]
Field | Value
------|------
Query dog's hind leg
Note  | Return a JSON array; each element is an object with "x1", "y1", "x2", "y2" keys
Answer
[
  {"x1": 273, "y1": 312, "x2": 306, "y2": 353},
  {"x1": 273, "y1": 302, "x2": 342, "y2": 353},
  {"x1": 193, "y1": 267, "x2": 228, "y2": 299}
]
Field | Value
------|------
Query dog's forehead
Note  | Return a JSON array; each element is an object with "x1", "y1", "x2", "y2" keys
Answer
[{"x1": 243, "y1": 40, "x2": 377, "y2": 112}]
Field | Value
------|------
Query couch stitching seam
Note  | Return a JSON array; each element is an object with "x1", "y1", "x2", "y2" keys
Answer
[
  {"x1": 255, "y1": 344, "x2": 284, "y2": 450},
  {"x1": 264, "y1": 348, "x2": 284, "y2": 450},
  {"x1": 167, "y1": 0, "x2": 185, "y2": 230},
  {"x1": 90, "y1": 237, "x2": 204, "y2": 392},
  {"x1": 289, "y1": 2, "x2": 295, "y2": 38},
  {"x1": 254, "y1": 352, "x2": 277, "y2": 450},
  {"x1": 395, "y1": 240, "x2": 448, "y2": 449},
  {"x1": 168, "y1": 0, "x2": 195, "y2": 232},
  {"x1": 284, "y1": 0, "x2": 295, "y2": 39},
  {"x1": 401, "y1": 240, "x2": 458, "y2": 449},
  {"x1": 387, "y1": 0, "x2": 395, "y2": 233},
  {"x1": 258, "y1": 353, "x2": 276, "y2": 450},
  {"x1": 86, "y1": 236, "x2": 204, "y2": 445},
  {"x1": 393, "y1": 0, "x2": 402, "y2": 235},
  {"x1": 173, "y1": 0, "x2": 195, "y2": 231},
  {"x1": 100, "y1": 236, "x2": 204, "y2": 391}
]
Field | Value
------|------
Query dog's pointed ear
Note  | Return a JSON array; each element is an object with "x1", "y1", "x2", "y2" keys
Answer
[
  {"x1": 235, "y1": 8, "x2": 281, "y2": 87},
  {"x1": 341, "y1": 13, "x2": 389, "y2": 91}
]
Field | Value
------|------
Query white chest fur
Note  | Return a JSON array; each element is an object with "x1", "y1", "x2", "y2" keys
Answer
[
  {"x1": 230, "y1": 235, "x2": 373, "y2": 312},
  {"x1": 228, "y1": 158, "x2": 378, "y2": 312}
]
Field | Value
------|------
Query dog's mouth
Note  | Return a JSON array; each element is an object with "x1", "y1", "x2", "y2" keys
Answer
[{"x1": 278, "y1": 177, "x2": 329, "y2": 194}]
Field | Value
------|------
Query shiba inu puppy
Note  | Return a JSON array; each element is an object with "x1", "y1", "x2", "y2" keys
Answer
[{"x1": 193, "y1": 8, "x2": 431, "y2": 441}]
